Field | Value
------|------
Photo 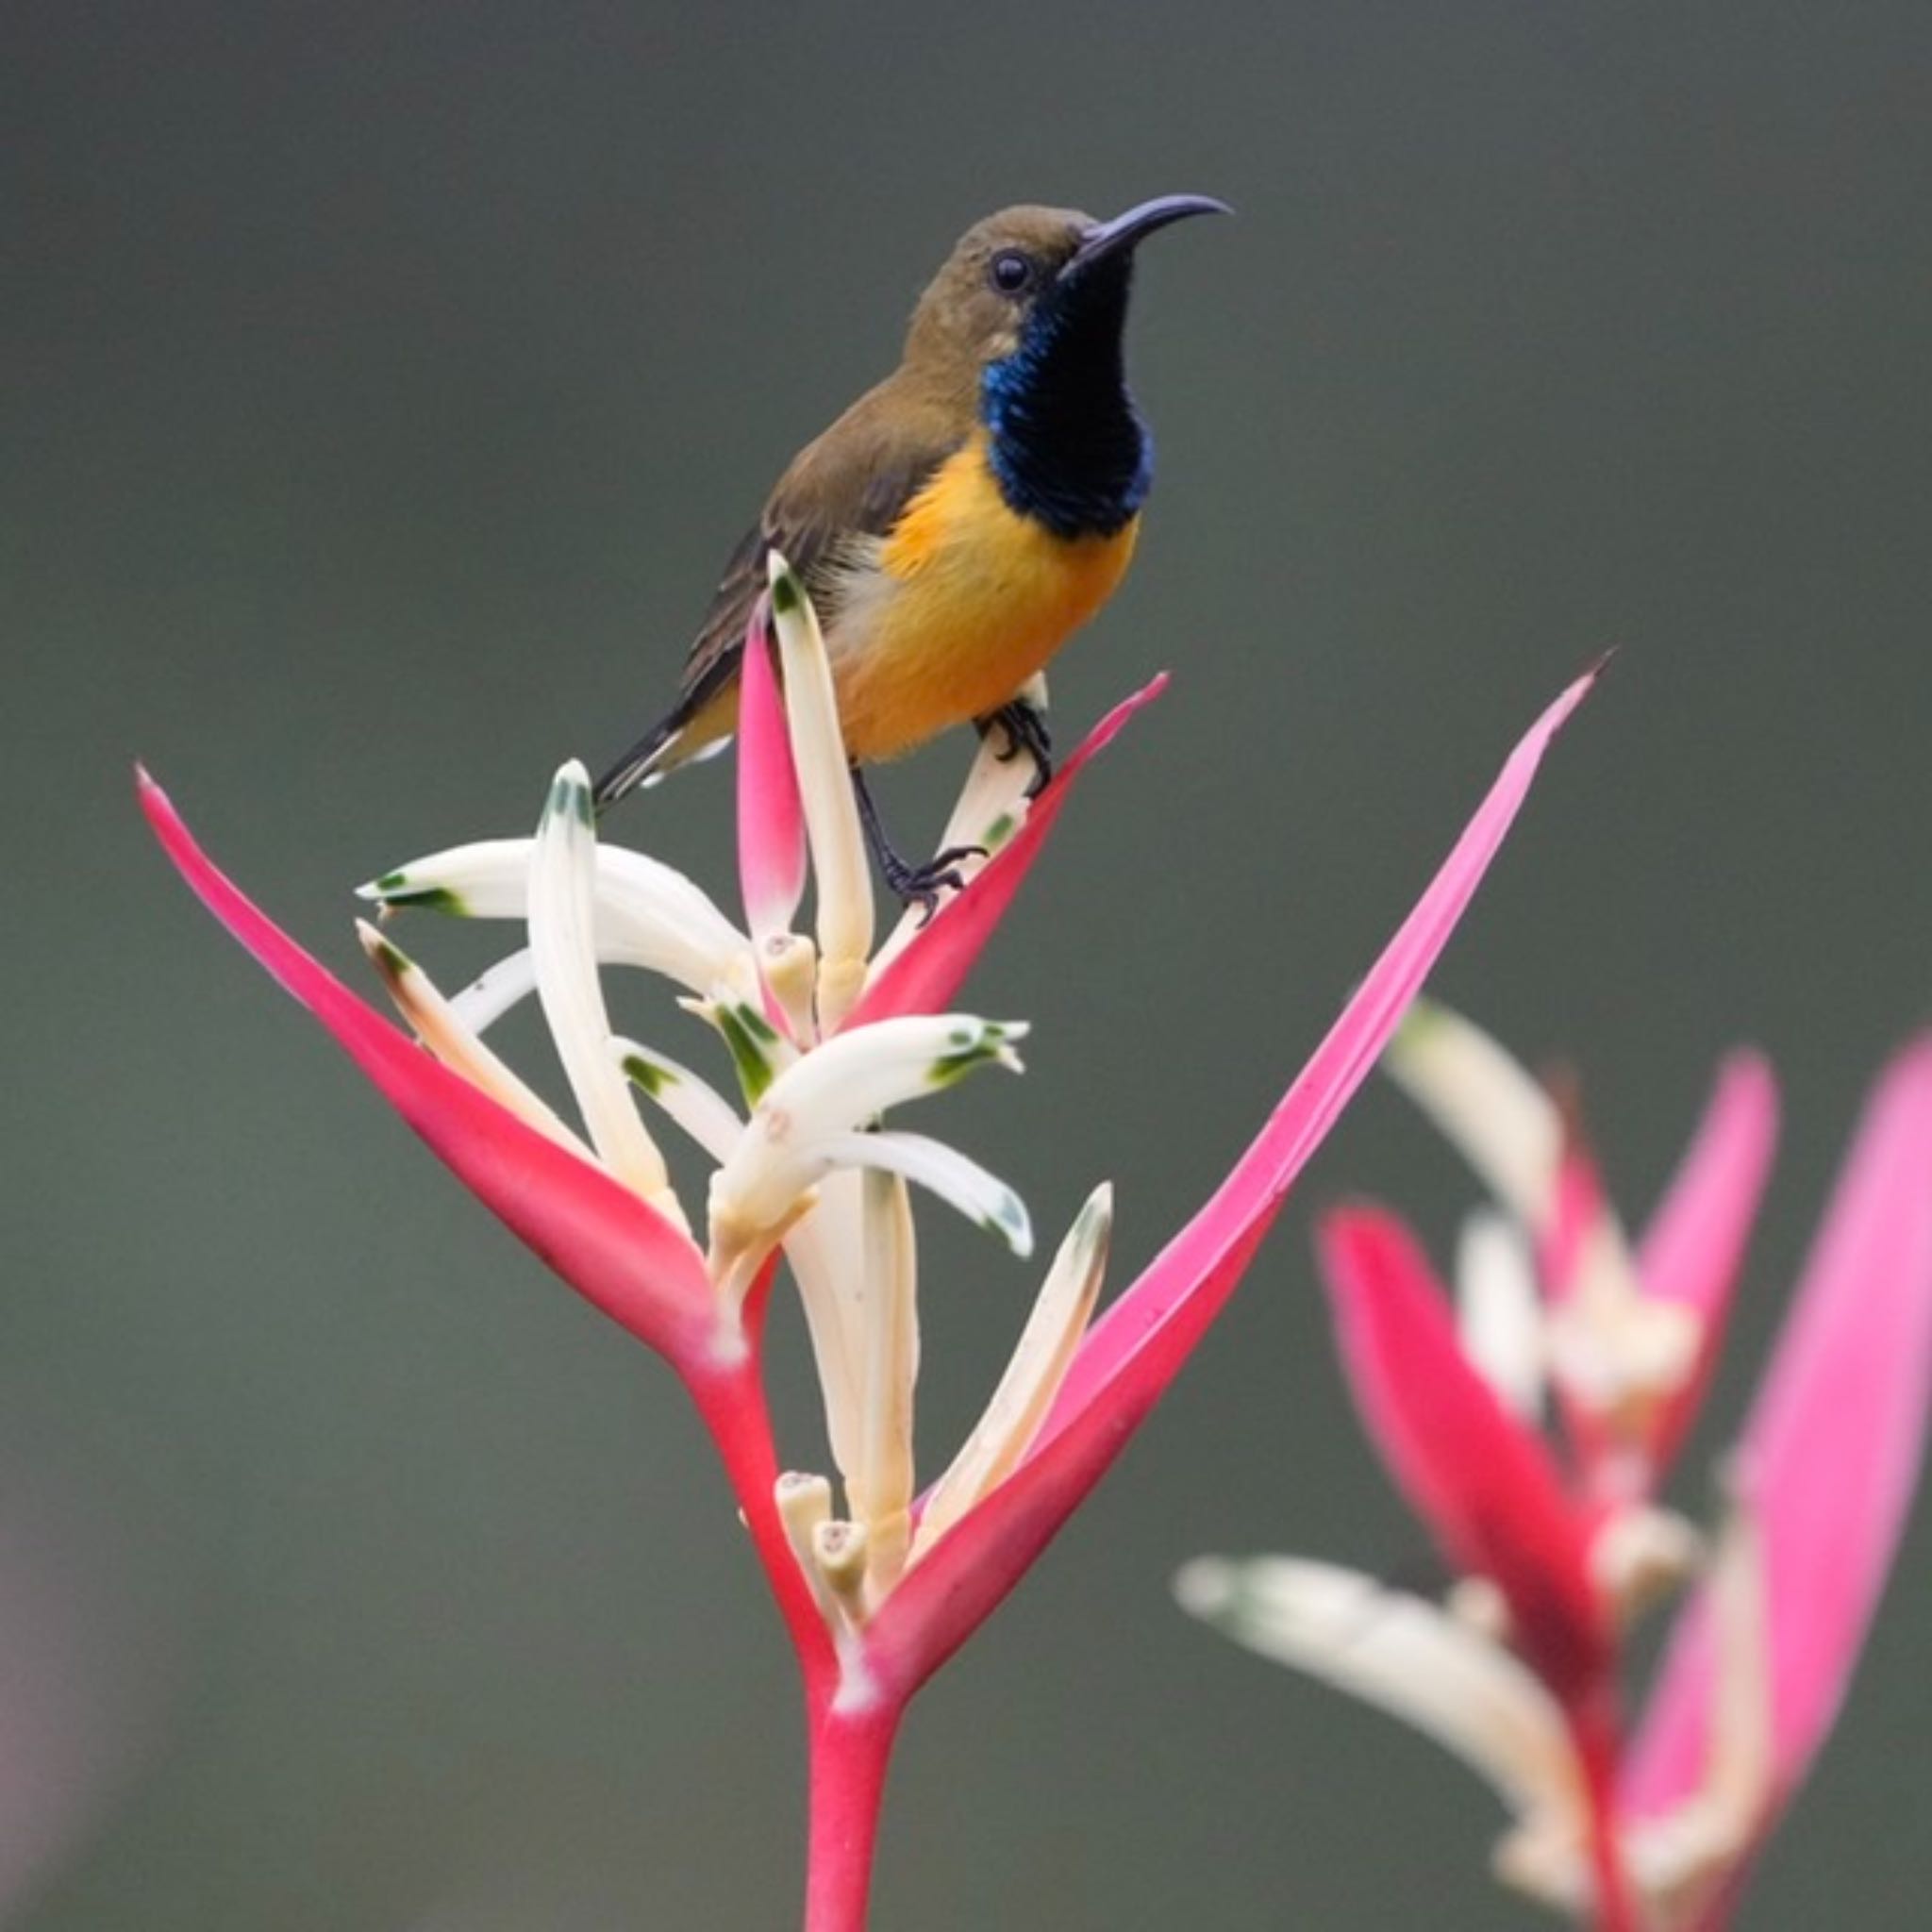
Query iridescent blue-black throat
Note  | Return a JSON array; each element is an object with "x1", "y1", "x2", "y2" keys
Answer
[{"x1": 979, "y1": 259, "x2": 1153, "y2": 541}]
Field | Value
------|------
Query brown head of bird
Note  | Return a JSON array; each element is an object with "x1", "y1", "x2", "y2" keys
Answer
[{"x1": 901, "y1": 195, "x2": 1231, "y2": 539}]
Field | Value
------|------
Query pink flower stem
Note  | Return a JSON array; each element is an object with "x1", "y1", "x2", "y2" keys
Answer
[
  {"x1": 803, "y1": 1693, "x2": 904, "y2": 1932},
  {"x1": 684, "y1": 1341, "x2": 837, "y2": 1686},
  {"x1": 1573, "y1": 1690, "x2": 1641, "y2": 1932},
  {"x1": 678, "y1": 1280, "x2": 903, "y2": 1929}
]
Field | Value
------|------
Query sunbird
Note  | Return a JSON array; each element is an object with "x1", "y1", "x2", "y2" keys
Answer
[{"x1": 593, "y1": 194, "x2": 1229, "y2": 904}]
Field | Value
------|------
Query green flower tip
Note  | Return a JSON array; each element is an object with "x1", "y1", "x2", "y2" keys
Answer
[
  {"x1": 366, "y1": 884, "x2": 464, "y2": 916},
  {"x1": 544, "y1": 760, "x2": 594, "y2": 830},
  {"x1": 929, "y1": 1020, "x2": 1029, "y2": 1088},
  {"x1": 767, "y1": 558, "x2": 803, "y2": 614},
  {"x1": 622, "y1": 1054, "x2": 677, "y2": 1098},
  {"x1": 715, "y1": 1005, "x2": 776, "y2": 1103},
  {"x1": 1074, "y1": 1183, "x2": 1114, "y2": 1244},
  {"x1": 545, "y1": 768, "x2": 594, "y2": 828},
  {"x1": 737, "y1": 1003, "x2": 781, "y2": 1044},
  {"x1": 364, "y1": 931, "x2": 412, "y2": 977},
  {"x1": 1389, "y1": 994, "x2": 1448, "y2": 1054}
]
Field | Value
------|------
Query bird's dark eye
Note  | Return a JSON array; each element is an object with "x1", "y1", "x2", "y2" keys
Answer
[{"x1": 989, "y1": 249, "x2": 1036, "y2": 296}]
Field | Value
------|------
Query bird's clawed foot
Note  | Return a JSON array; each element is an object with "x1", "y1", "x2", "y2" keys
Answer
[
  {"x1": 851, "y1": 766, "x2": 986, "y2": 922},
  {"x1": 877, "y1": 841, "x2": 987, "y2": 923},
  {"x1": 978, "y1": 699, "x2": 1054, "y2": 798}
]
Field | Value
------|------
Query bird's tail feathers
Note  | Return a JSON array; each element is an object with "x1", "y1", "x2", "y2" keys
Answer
[
  {"x1": 592, "y1": 715, "x2": 685, "y2": 811},
  {"x1": 592, "y1": 713, "x2": 735, "y2": 811},
  {"x1": 675, "y1": 736, "x2": 732, "y2": 773}
]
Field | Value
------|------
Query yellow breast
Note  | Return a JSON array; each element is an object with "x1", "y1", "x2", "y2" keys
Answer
[{"x1": 826, "y1": 434, "x2": 1140, "y2": 762}]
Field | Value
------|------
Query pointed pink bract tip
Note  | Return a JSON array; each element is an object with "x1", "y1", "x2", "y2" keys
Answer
[
  {"x1": 1548, "y1": 660, "x2": 1603, "y2": 729},
  {"x1": 844, "y1": 676, "x2": 1168, "y2": 1028},
  {"x1": 141, "y1": 775, "x2": 716, "y2": 1362}
]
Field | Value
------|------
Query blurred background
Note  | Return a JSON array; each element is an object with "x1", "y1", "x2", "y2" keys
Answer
[{"x1": 6, "y1": 2, "x2": 1930, "y2": 1924}]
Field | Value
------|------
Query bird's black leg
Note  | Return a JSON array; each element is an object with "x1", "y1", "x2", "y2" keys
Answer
[
  {"x1": 849, "y1": 766, "x2": 985, "y2": 921},
  {"x1": 976, "y1": 697, "x2": 1054, "y2": 798}
]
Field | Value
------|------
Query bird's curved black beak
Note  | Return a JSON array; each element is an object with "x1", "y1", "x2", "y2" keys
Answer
[{"x1": 1061, "y1": 194, "x2": 1233, "y2": 280}]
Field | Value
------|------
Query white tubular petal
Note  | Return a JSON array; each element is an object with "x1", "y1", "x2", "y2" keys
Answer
[
  {"x1": 760, "y1": 931, "x2": 820, "y2": 1046},
  {"x1": 871, "y1": 731, "x2": 1037, "y2": 975},
  {"x1": 782, "y1": 1173, "x2": 869, "y2": 1488},
  {"x1": 776, "y1": 1471, "x2": 835, "y2": 1616},
  {"x1": 813, "y1": 1519, "x2": 870, "y2": 1624},
  {"x1": 448, "y1": 949, "x2": 539, "y2": 1036},
  {"x1": 1385, "y1": 1001, "x2": 1560, "y2": 1225},
  {"x1": 591, "y1": 847, "x2": 752, "y2": 993},
  {"x1": 815, "y1": 1130, "x2": 1032, "y2": 1257},
  {"x1": 358, "y1": 923, "x2": 591, "y2": 1158},
  {"x1": 357, "y1": 840, "x2": 534, "y2": 915},
  {"x1": 769, "y1": 1016, "x2": 1025, "y2": 1141},
  {"x1": 709, "y1": 1016, "x2": 1026, "y2": 1236},
  {"x1": 1455, "y1": 1208, "x2": 1546, "y2": 1420},
  {"x1": 913, "y1": 1182, "x2": 1111, "y2": 1561},
  {"x1": 610, "y1": 1037, "x2": 744, "y2": 1166},
  {"x1": 363, "y1": 840, "x2": 749, "y2": 999},
  {"x1": 939, "y1": 727, "x2": 1036, "y2": 858},
  {"x1": 767, "y1": 555, "x2": 872, "y2": 1028},
  {"x1": 1174, "y1": 1557, "x2": 1583, "y2": 1828},
  {"x1": 528, "y1": 764, "x2": 680, "y2": 1223},
  {"x1": 850, "y1": 1171, "x2": 918, "y2": 1600}
]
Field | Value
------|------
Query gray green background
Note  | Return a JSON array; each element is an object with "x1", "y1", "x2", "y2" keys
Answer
[{"x1": 7, "y1": 3, "x2": 1930, "y2": 1925}]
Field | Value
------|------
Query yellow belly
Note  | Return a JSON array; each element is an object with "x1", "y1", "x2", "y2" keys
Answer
[{"x1": 826, "y1": 436, "x2": 1140, "y2": 762}]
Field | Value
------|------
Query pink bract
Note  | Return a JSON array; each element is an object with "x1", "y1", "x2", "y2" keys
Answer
[
  {"x1": 736, "y1": 602, "x2": 808, "y2": 945},
  {"x1": 139, "y1": 769, "x2": 716, "y2": 1364},
  {"x1": 1320, "y1": 1206, "x2": 1610, "y2": 1705},
  {"x1": 1627, "y1": 1038, "x2": 1932, "y2": 1834},
  {"x1": 869, "y1": 668, "x2": 1598, "y2": 1690},
  {"x1": 1637, "y1": 1052, "x2": 1780, "y2": 1478}
]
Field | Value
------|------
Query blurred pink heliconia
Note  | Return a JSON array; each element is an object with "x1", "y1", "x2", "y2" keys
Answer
[
  {"x1": 1179, "y1": 1009, "x2": 1932, "y2": 1932},
  {"x1": 144, "y1": 554, "x2": 1592, "y2": 1930}
]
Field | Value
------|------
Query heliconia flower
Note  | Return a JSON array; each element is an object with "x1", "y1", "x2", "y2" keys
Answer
[
  {"x1": 1180, "y1": 1025, "x2": 1932, "y2": 1932},
  {"x1": 144, "y1": 556, "x2": 1592, "y2": 1930}
]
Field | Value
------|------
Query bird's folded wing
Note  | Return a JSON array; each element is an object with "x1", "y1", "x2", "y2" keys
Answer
[{"x1": 676, "y1": 382, "x2": 969, "y2": 709}]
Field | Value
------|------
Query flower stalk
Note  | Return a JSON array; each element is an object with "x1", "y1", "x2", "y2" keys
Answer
[{"x1": 804, "y1": 1697, "x2": 902, "y2": 1932}]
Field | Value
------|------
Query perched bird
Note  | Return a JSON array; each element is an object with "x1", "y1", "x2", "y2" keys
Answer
[{"x1": 594, "y1": 193, "x2": 1228, "y2": 902}]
